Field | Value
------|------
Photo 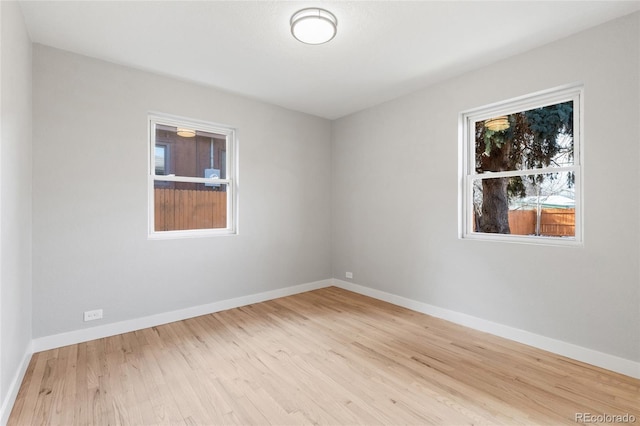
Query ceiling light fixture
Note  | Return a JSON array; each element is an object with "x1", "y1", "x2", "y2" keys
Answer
[
  {"x1": 484, "y1": 116, "x2": 510, "y2": 131},
  {"x1": 176, "y1": 128, "x2": 196, "y2": 138},
  {"x1": 290, "y1": 8, "x2": 337, "y2": 45}
]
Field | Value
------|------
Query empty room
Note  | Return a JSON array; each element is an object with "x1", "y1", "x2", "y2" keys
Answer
[{"x1": 1, "y1": 1, "x2": 639, "y2": 424}]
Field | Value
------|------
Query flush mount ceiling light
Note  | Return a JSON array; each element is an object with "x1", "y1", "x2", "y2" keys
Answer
[
  {"x1": 176, "y1": 128, "x2": 196, "y2": 138},
  {"x1": 484, "y1": 116, "x2": 510, "y2": 131},
  {"x1": 290, "y1": 8, "x2": 337, "y2": 45}
]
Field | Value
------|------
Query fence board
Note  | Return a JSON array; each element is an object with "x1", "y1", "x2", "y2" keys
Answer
[
  {"x1": 540, "y1": 208, "x2": 575, "y2": 237},
  {"x1": 475, "y1": 208, "x2": 575, "y2": 237},
  {"x1": 154, "y1": 188, "x2": 227, "y2": 231},
  {"x1": 155, "y1": 187, "x2": 164, "y2": 230},
  {"x1": 508, "y1": 210, "x2": 536, "y2": 236}
]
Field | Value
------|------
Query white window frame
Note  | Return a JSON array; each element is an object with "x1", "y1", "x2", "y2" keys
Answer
[
  {"x1": 148, "y1": 113, "x2": 238, "y2": 239},
  {"x1": 459, "y1": 84, "x2": 583, "y2": 246}
]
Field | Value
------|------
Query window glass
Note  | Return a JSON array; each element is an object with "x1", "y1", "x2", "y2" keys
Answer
[
  {"x1": 475, "y1": 101, "x2": 574, "y2": 174},
  {"x1": 154, "y1": 183, "x2": 228, "y2": 232},
  {"x1": 154, "y1": 125, "x2": 227, "y2": 179},
  {"x1": 472, "y1": 172, "x2": 575, "y2": 237},
  {"x1": 155, "y1": 145, "x2": 167, "y2": 175}
]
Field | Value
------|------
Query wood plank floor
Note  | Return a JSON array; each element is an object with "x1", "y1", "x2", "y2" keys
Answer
[{"x1": 8, "y1": 287, "x2": 640, "y2": 425}]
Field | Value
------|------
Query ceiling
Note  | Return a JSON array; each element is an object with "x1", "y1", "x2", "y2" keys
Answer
[{"x1": 19, "y1": 1, "x2": 640, "y2": 120}]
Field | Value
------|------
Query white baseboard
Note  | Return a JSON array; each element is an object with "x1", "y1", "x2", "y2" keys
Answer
[
  {"x1": 28, "y1": 276, "x2": 640, "y2": 379},
  {"x1": 332, "y1": 279, "x2": 640, "y2": 379},
  {"x1": 32, "y1": 279, "x2": 333, "y2": 353},
  {"x1": 0, "y1": 345, "x2": 33, "y2": 426}
]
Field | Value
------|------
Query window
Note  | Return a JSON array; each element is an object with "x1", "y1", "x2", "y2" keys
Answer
[
  {"x1": 148, "y1": 114, "x2": 237, "y2": 238},
  {"x1": 459, "y1": 85, "x2": 582, "y2": 245}
]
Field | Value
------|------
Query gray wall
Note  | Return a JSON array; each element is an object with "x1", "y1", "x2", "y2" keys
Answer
[
  {"x1": 331, "y1": 13, "x2": 640, "y2": 362},
  {"x1": 20, "y1": 5, "x2": 640, "y2": 371},
  {"x1": 32, "y1": 46, "x2": 332, "y2": 338},
  {"x1": 0, "y1": 0, "x2": 32, "y2": 411}
]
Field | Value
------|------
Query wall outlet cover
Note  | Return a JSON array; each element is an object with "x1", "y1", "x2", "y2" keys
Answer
[{"x1": 84, "y1": 309, "x2": 103, "y2": 322}]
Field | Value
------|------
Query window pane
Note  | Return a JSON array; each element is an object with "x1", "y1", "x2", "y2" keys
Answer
[
  {"x1": 475, "y1": 101, "x2": 574, "y2": 173},
  {"x1": 154, "y1": 183, "x2": 228, "y2": 231},
  {"x1": 155, "y1": 124, "x2": 227, "y2": 179},
  {"x1": 155, "y1": 145, "x2": 167, "y2": 175},
  {"x1": 472, "y1": 172, "x2": 575, "y2": 237}
]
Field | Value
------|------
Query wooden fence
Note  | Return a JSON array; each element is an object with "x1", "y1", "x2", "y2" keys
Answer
[
  {"x1": 156, "y1": 188, "x2": 575, "y2": 237},
  {"x1": 155, "y1": 188, "x2": 227, "y2": 231},
  {"x1": 509, "y1": 208, "x2": 575, "y2": 237}
]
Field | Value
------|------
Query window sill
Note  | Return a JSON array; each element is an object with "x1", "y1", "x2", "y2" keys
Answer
[
  {"x1": 148, "y1": 229, "x2": 238, "y2": 240},
  {"x1": 461, "y1": 232, "x2": 583, "y2": 247}
]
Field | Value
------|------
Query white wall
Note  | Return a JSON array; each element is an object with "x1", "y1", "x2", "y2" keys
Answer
[
  {"x1": 0, "y1": 0, "x2": 33, "y2": 421},
  {"x1": 332, "y1": 13, "x2": 640, "y2": 363},
  {"x1": 32, "y1": 45, "x2": 332, "y2": 338}
]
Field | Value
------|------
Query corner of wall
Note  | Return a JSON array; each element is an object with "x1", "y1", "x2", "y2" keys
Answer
[
  {"x1": 0, "y1": 1, "x2": 34, "y2": 423},
  {"x1": 0, "y1": 345, "x2": 32, "y2": 426}
]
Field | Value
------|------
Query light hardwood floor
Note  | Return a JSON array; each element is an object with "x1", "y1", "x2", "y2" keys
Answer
[{"x1": 9, "y1": 287, "x2": 640, "y2": 425}]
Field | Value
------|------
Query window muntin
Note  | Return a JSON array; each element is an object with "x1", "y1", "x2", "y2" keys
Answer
[
  {"x1": 460, "y1": 85, "x2": 582, "y2": 245},
  {"x1": 149, "y1": 114, "x2": 237, "y2": 237}
]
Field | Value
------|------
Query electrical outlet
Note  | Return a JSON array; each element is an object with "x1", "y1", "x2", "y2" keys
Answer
[
  {"x1": 84, "y1": 309, "x2": 103, "y2": 322},
  {"x1": 346, "y1": 271, "x2": 353, "y2": 279}
]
